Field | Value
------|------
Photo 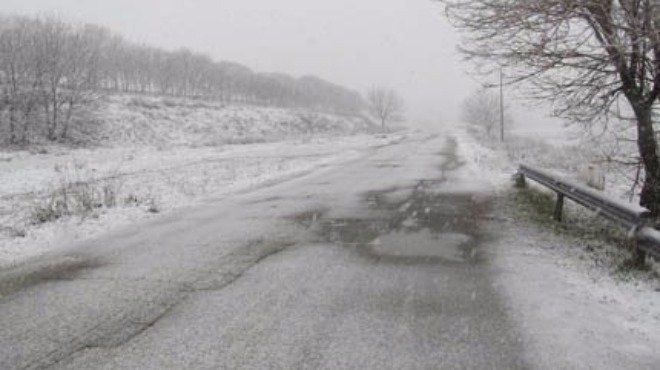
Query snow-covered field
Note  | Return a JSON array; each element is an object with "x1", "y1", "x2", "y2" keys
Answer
[
  {"x1": 454, "y1": 126, "x2": 638, "y2": 202},
  {"x1": 450, "y1": 124, "x2": 660, "y2": 368},
  {"x1": 0, "y1": 93, "x2": 389, "y2": 267},
  {"x1": 0, "y1": 133, "x2": 400, "y2": 268}
]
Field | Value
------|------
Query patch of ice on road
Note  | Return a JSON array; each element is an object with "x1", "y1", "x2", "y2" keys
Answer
[
  {"x1": 401, "y1": 216, "x2": 416, "y2": 228},
  {"x1": 371, "y1": 229, "x2": 472, "y2": 261},
  {"x1": 436, "y1": 232, "x2": 473, "y2": 247},
  {"x1": 381, "y1": 187, "x2": 414, "y2": 205}
]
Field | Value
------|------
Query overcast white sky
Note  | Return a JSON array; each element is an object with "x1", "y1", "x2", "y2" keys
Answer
[{"x1": 0, "y1": 0, "x2": 566, "y2": 135}]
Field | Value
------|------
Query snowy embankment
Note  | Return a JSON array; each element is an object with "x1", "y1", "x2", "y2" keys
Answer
[
  {"x1": 99, "y1": 95, "x2": 375, "y2": 147},
  {"x1": 0, "y1": 95, "x2": 388, "y2": 267},
  {"x1": 450, "y1": 125, "x2": 660, "y2": 368}
]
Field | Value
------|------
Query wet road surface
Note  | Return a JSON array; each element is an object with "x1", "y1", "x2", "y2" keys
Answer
[{"x1": 0, "y1": 133, "x2": 526, "y2": 369}]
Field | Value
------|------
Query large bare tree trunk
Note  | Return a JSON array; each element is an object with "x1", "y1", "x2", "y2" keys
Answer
[
  {"x1": 634, "y1": 103, "x2": 660, "y2": 216},
  {"x1": 61, "y1": 98, "x2": 74, "y2": 140},
  {"x1": 49, "y1": 96, "x2": 58, "y2": 141},
  {"x1": 45, "y1": 90, "x2": 58, "y2": 141},
  {"x1": 8, "y1": 102, "x2": 17, "y2": 144},
  {"x1": 21, "y1": 105, "x2": 33, "y2": 144}
]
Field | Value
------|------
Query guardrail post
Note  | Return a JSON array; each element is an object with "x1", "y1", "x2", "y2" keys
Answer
[
  {"x1": 554, "y1": 193, "x2": 564, "y2": 222},
  {"x1": 632, "y1": 238, "x2": 648, "y2": 266},
  {"x1": 514, "y1": 172, "x2": 526, "y2": 188}
]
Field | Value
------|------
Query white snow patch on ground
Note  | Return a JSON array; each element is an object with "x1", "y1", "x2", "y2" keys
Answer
[
  {"x1": 450, "y1": 128, "x2": 514, "y2": 189},
  {"x1": 450, "y1": 122, "x2": 660, "y2": 369},
  {"x1": 491, "y1": 222, "x2": 660, "y2": 369}
]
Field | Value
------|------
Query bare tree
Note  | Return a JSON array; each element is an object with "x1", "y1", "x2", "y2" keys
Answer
[
  {"x1": 0, "y1": 17, "x2": 47, "y2": 144},
  {"x1": 40, "y1": 18, "x2": 70, "y2": 141},
  {"x1": 60, "y1": 25, "x2": 98, "y2": 139},
  {"x1": 366, "y1": 86, "x2": 404, "y2": 129},
  {"x1": 0, "y1": 18, "x2": 28, "y2": 144},
  {"x1": 462, "y1": 89, "x2": 512, "y2": 139},
  {"x1": 441, "y1": 0, "x2": 660, "y2": 214}
]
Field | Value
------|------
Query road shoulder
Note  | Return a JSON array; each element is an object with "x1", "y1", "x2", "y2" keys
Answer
[{"x1": 487, "y1": 189, "x2": 660, "y2": 369}]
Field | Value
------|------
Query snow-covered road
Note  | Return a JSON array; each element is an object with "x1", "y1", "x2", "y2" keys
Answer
[{"x1": 0, "y1": 131, "x2": 657, "y2": 369}]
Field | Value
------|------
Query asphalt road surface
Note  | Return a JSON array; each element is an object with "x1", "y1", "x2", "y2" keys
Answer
[{"x1": 0, "y1": 133, "x2": 527, "y2": 369}]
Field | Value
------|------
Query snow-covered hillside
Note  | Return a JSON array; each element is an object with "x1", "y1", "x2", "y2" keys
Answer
[{"x1": 94, "y1": 95, "x2": 375, "y2": 147}]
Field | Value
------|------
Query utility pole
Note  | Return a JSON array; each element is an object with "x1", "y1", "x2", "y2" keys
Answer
[{"x1": 499, "y1": 68, "x2": 504, "y2": 142}]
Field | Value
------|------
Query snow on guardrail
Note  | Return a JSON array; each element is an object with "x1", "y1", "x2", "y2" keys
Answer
[{"x1": 636, "y1": 227, "x2": 660, "y2": 259}]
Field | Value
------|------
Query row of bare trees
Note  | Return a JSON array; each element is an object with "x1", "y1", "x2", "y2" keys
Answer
[
  {"x1": 441, "y1": 0, "x2": 660, "y2": 215},
  {"x1": 0, "y1": 15, "x2": 365, "y2": 145}
]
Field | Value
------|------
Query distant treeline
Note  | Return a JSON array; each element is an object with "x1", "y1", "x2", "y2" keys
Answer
[{"x1": 0, "y1": 15, "x2": 365, "y2": 145}]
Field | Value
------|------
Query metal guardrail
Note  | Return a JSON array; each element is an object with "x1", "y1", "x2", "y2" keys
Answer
[
  {"x1": 636, "y1": 227, "x2": 660, "y2": 259},
  {"x1": 516, "y1": 164, "x2": 660, "y2": 260}
]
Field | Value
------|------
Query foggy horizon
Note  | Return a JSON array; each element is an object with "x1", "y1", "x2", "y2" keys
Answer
[
  {"x1": 0, "y1": 0, "x2": 476, "y2": 126},
  {"x1": 0, "y1": 0, "x2": 571, "y2": 136}
]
